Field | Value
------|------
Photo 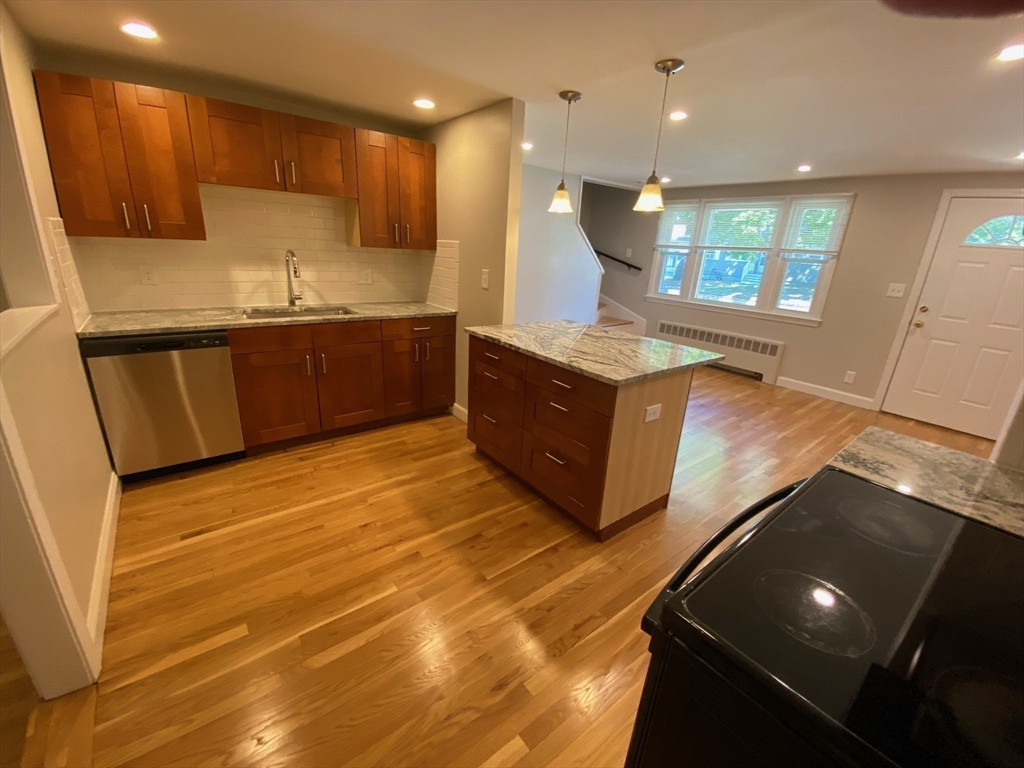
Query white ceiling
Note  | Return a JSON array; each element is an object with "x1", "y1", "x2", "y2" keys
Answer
[{"x1": 6, "y1": 0, "x2": 1024, "y2": 187}]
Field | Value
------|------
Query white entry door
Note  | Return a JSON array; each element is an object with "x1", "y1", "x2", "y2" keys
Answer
[{"x1": 883, "y1": 196, "x2": 1024, "y2": 439}]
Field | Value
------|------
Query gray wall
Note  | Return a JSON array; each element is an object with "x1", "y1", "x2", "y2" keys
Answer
[
  {"x1": 424, "y1": 99, "x2": 524, "y2": 410},
  {"x1": 514, "y1": 166, "x2": 601, "y2": 324},
  {"x1": 583, "y1": 172, "x2": 1024, "y2": 400}
]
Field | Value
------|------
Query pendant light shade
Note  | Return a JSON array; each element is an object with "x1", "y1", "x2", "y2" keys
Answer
[
  {"x1": 549, "y1": 90, "x2": 582, "y2": 214},
  {"x1": 634, "y1": 59, "x2": 683, "y2": 213}
]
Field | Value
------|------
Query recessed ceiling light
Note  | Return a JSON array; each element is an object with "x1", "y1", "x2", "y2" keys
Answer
[
  {"x1": 997, "y1": 44, "x2": 1024, "y2": 62},
  {"x1": 797, "y1": 164, "x2": 812, "y2": 172},
  {"x1": 660, "y1": 177, "x2": 671, "y2": 183},
  {"x1": 521, "y1": 142, "x2": 533, "y2": 150},
  {"x1": 120, "y1": 21, "x2": 157, "y2": 39},
  {"x1": 669, "y1": 111, "x2": 688, "y2": 121},
  {"x1": 413, "y1": 99, "x2": 435, "y2": 109}
]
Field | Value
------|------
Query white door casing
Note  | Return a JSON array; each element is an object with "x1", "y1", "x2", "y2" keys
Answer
[{"x1": 883, "y1": 196, "x2": 1024, "y2": 439}]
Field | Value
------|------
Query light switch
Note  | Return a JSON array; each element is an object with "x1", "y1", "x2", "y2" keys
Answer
[
  {"x1": 481, "y1": 269, "x2": 489, "y2": 289},
  {"x1": 886, "y1": 283, "x2": 906, "y2": 298},
  {"x1": 358, "y1": 269, "x2": 372, "y2": 284},
  {"x1": 644, "y1": 404, "x2": 662, "y2": 422},
  {"x1": 139, "y1": 265, "x2": 158, "y2": 285}
]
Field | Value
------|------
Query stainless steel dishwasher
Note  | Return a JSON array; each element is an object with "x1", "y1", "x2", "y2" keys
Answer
[{"x1": 81, "y1": 331, "x2": 245, "y2": 477}]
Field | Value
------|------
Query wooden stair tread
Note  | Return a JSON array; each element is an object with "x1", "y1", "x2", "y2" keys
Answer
[{"x1": 596, "y1": 316, "x2": 633, "y2": 328}]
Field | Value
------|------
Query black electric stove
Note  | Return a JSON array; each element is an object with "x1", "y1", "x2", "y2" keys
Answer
[{"x1": 626, "y1": 467, "x2": 1024, "y2": 768}]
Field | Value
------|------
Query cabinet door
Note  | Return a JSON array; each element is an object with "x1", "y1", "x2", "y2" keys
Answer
[
  {"x1": 315, "y1": 342, "x2": 386, "y2": 430},
  {"x1": 421, "y1": 335, "x2": 455, "y2": 409},
  {"x1": 355, "y1": 129, "x2": 400, "y2": 248},
  {"x1": 382, "y1": 339, "x2": 422, "y2": 416},
  {"x1": 397, "y1": 137, "x2": 436, "y2": 250},
  {"x1": 231, "y1": 349, "x2": 320, "y2": 447},
  {"x1": 186, "y1": 95, "x2": 284, "y2": 190},
  {"x1": 114, "y1": 83, "x2": 206, "y2": 240},
  {"x1": 33, "y1": 71, "x2": 139, "y2": 237},
  {"x1": 280, "y1": 115, "x2": 357, "y2": 198}
]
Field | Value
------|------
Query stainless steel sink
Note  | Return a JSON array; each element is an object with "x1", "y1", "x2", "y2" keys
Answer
[{"x1": 243, "y1": 305, "x2": 356, "y2": 318}]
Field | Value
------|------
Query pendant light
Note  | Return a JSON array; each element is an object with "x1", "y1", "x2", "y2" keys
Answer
[
  {"x1": 634, "y1": 59, "x2": 684, "y2": 212},
  {"x1": 548, "y1": 90, "x2": 582, "y2": 213}
]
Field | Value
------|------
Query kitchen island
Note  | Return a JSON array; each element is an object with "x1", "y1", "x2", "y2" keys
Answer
[{"x1": 465, "y1": 320, "x2": 722, "y2": 539}]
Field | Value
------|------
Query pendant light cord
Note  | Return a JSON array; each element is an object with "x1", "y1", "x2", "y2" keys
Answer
[
  {"x1": 560, "y1": 99, "x2": 572, "y2": 182},
  {"x1": 651, "y1": 72, "x2": 671, "y2": 175}
]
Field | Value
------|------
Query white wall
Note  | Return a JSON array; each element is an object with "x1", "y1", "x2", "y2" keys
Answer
[
  {"x1": 583, "y1": 171, "x2": 1024, "y2": 402},
  {"x1": 0, "y1": 5, "x2": 118, "y2": 697},
  {"x1": 72, "y1": 185, "x2": 435, "y2": 312},
  {"x1": 423, "y1": 99, "x2": 525, "y2": 411},
  {"x1": 513, "y1": 166, "x2": 602, "y2": 324}
]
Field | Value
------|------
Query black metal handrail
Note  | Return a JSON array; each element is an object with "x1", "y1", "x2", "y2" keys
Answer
[{"x1": 594, "y1": 249, "x2": 642, "y2": 272}]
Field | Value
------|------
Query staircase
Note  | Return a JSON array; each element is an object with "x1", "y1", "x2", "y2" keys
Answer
[{"x1": 596, "y1": 302, "x2": 637, "y2": 333}]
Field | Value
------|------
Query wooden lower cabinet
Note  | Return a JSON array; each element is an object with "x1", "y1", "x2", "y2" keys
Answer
[
  {"x1": 315, "y1": 342, "x2": 386, "y2": 429},
  {"x1": 231, "y1": 348, "x2": 321, "y2": 447},
  {"x1": 382, "y1": 339, "x2": 422, "y2": 416},
  {"x1": 421, "y1": 335, "x2": 455, "y2": 409}
]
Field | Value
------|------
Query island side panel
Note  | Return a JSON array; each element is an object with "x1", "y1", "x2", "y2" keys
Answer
[{"x1": 599, "y1": 369, "x2": 693, "y2": 529}]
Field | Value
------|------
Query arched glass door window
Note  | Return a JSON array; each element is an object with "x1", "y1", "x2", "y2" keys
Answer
[{"x1": 963, "y1": 215, "x2": 1024, "y2": 247}]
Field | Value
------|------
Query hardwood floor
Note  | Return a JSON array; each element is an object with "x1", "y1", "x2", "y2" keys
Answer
[{"x1": 2, "y1": 368, "x2": 993, "y2": 767}]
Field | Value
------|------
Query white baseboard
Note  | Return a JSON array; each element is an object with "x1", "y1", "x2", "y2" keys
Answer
[
  {"x1": 86, "y1": 472, "x2": 121, "y2": 645},
  {"x1": 776, "y1": 377, "x2": 877, "y2": 411},
  {"x1": 451, "y1": 403, "x2": 468, "y2": 423},
  {"x1": 598, "y1": 294, "x2": 646, "y2": 335}
]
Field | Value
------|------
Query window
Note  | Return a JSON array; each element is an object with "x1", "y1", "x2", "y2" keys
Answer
[
  {"x1": 648, "y1": 194, "x2": 854, "y2": 322},
  {"x1": 964, "y1": 215, "x2": 1024, "y2": 248}
]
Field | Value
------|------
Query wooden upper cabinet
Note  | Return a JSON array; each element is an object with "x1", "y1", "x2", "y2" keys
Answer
[
  {"x1": 186, "y1": 95, "x2": 284, "y2": 191},
  {"x1": 114, "y1": 83, "x2": 205, "y2": 240},
  {"x1": 355, "y1": 129, "x2": 401, "y2": 249},
  {"x1": 280, "y1": 115, "x2": 357, "y2": 198},
  {"x1": 34, "y1": 71, "x2": 140, "y2": 237},
  {"x1": 397, "y1": 137, "x2": 437, "y2": 250}
]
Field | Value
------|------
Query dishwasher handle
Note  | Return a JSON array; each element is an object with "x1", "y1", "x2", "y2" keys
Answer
[{"x1": 80, "y1": 331, "x2": 230, "y2": 358}]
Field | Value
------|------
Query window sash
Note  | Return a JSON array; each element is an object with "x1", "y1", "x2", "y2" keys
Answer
[{"x1": 648, "y1": 194, "x2": 853, "y2": 321}]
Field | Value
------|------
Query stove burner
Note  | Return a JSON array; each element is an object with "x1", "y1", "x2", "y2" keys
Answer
[
  {"x1": 835, "y1": 495, "x2": 939, "y2": 555},
  {"x1": 754, "y1": 569, "x2": 876, "y2": 658}
]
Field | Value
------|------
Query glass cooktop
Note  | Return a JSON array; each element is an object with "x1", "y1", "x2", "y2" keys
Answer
[{"x1": 665, "y1": 468, "x2": 1024, "y2": 767}]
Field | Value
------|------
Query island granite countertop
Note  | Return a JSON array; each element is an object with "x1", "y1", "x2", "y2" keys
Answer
[
  {"x1": 830, "y1": 426, "x2": 1024, "y2": 538},
  {"x1": 77, "y1": 302, "x2": 456, "y2": 339},
  {"x1": 465, "y1": 320, "x2": 723, "y2": 386}
]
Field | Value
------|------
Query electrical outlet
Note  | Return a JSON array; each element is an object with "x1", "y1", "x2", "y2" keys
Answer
[
  {"x1": 644, "y1": 404, "x2": 662, "y2": 422},
  {"x1": 139, "y1": 265, "x2": 158, "y2": 285},
  {"x1": 481, "y1": 269, "x2": 489, "y2": 289},
  {"x1": 844, "y1": 371, "x2": 857, "y2": 384},
  {"x1": 357, "y1": 269, "x2": 372, "y2": 285},
  {"x1": 886, "y1": 283, "x2": 906, "y2": 298}
]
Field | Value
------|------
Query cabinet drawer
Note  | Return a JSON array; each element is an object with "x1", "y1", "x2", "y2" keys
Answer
[
  {"x1": 312, "y1": 320, "x2": 381, "y2": 347},
  {"x1": 523, "y1": 384, "x2": 610, "y2": 470},
  {"x1": 228, "y1": 324, "x2": 313, "y2": 354},
  {"x1": 469, "y1": 411, "x2": 522, "y2": 474},
  {"x1": 381, "y1": 315, "x2": 455, "y2": 340},
  {"x1": 526, "y1": 358, "x2": 617, "y2": 417},
  {"x1": 469, "y1": 336, "x2": 527, "y2": 380},
  {"x1": 469, "y1": 360, "x2": 525, "y2": 426},
  {"x1": 520, "y1": 433, "x2": 601, "y2": 530}
]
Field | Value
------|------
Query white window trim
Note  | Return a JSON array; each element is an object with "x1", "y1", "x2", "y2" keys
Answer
[{"x1": 646, "y1": 193, "x2": 855, "y2": 323}]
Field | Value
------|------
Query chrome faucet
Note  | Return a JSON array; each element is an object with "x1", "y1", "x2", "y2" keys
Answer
[{"x1": 285, "y1": 250, "x2": 303, "y2": 306}]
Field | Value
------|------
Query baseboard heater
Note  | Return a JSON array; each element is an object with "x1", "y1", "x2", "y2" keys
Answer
[{"x1": 656, "y1": 320, "x2": 785, "y2": 384}]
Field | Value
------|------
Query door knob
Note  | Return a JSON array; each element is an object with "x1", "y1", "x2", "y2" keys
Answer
[
  {"x1": 913, "y1": 320, "x2": 924, "y2": 328},
  {"x1": 919, "y1": 306, "x2": 929, "y2": 313}
]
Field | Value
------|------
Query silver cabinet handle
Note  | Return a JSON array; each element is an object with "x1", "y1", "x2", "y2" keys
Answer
[
  {"x1": 414, "y1": 342, "x2": 419, "y2": 362},
  {"x1": 412, "y1": 326, "x2": 431, "y2": 331},
  {"x1": 143, "y1": 203, "x2": 152, "y2": 232},
  {"x1": 551, "y1": 379, "x2": 574, "y2": 390},
  {"x1": 274, "y1": 159, "x2": 280, "y2": 183},
  {"x1": 291, "y1": 161, "x2": 296, "y2": 184},
  {"x1": 567, "y1": 495, "x2": 583, "y2": 507},
  {"x1": 122, "y1": 202, "x2": 130, "y2": 229},
  {"x1": 483, "y1": 371, "x2": 499, "y2": 380},
  {"x1": 394, "y1": 223, "x2": 399, "y2": 243},
  {"x1": 321, "y1": 353, "x2": 327, "y2": 374},
  {"x1": 425, "y1": 341, "x2": 430, "y2": 361},
  {"x1": 545, "y1": 451, "x2": 567, "y2": 465},
  {"x1": 406, "y1": 224, "x2": 410, "y2": 243},
  {"x1": 484, "y1": 352, "x2": 500, "y2": 361},
  {"x1": 306, "y1": 354, "x2": 311, "y2": 375},
  {"x1": 483, "y1": 414, "x2": 497, "y2": 424},
  {"x1": 549, "y1": 401, "x2": 570, "y2": 412}
]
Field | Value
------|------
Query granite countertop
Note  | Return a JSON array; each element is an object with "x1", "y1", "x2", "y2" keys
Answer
[
  {"x1": 77, "y1": 302, "x2": 456, "y2": 338},
  {"x1": 830, "y1": 426, "x2": 1024, "y2": 538},
  {"x1": 465, "y1": 320, "x2": 723, "y2": 386}
]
